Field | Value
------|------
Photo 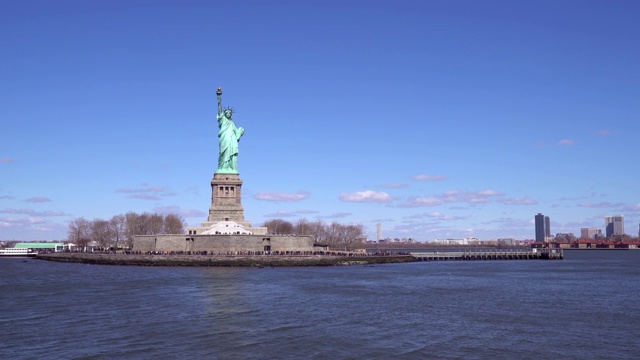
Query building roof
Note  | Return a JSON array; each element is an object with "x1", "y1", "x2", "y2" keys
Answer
[
  {"x1": 201, "y1": 221, "x2": 253, "y2": 235},
  {"x1": 14, "y1": 242, "x2": 64, "y2": 249}
]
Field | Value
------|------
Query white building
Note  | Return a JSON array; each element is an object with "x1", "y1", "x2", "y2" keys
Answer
[{"x1": 580, "y1": 228, "x2": 602, "y2": 240}]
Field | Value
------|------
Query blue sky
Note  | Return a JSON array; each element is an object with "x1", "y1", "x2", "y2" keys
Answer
[{"x1": 2, "y1": 0, "x2": 639, "y2": 241}]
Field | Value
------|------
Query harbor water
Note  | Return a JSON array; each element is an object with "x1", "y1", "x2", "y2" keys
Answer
[{"x1": 1, "y1": 250, "x2": 639, "y2": 359}]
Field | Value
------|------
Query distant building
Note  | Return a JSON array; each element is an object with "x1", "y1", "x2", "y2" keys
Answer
[
  {"x1": 376, "y1": 223, "x2": 382, "y2": 242},
  {"x1": 580, "y1": 228, "x2": 602, "y2": 240},
  {"x1": 497, "y1": 238, "x2": 515, "y2": 246},
  {"x1": 433, "y1": 238, "x2": 468, "y2": 246},
  {"x1": 544, "y1": 216, "x2": 551, "y2": 237},
  {"x1": 13, "y1": 242, "x2": 64, "y2": 252},
  {"x1": 554, "y1": 233, "x2": 576, "y2": 242},
  {"x1": 605, "y1": 215, "x2": 624, "y2": 236},
  {"x1": 535, "y1": 213, "x2": 546, "y2": 242}
]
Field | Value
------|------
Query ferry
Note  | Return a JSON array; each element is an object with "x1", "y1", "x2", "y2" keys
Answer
[{"x1": 0, "y1": 248, "x2": 37, "y2": 257}]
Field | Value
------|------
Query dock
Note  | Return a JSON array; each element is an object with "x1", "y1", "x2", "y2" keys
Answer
[{"x1": 410, "y1": 248, "x2": 563, "y2": 261}]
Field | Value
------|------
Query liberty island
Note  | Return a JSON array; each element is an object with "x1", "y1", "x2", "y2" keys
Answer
[
  {"x1": 34, "y1": 86, "x2": 557, "y2": 266},
  {"x1": 36, "y1": 86, "x2": 415, "y2": 266}
]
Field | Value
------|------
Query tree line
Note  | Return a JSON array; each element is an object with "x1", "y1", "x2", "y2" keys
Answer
[
  {"x1": 65, "y1": 214, "x2": 364, "y2": 251},
  {"x1": 67, "y1": 212, "x2": 186, "y2": 250},
  {"x1": 262, "y1": 218, "x2": 366, "y2": 250}
]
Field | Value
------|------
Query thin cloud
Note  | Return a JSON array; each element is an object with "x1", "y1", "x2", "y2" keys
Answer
[
  {"x1": 484, "y1": 217, "x2": 533, "y2": 229},
  {"x1": 498, "y1": 197, "x2": 538, "y2": 205},
  {"x1": 0, "y1": 195, "x2": 15, "y2": 200},
  {"x1": 597, "y1": 129, "x2": 613, "y2": 136},
  {"x1": 578, "y1": 202, "x2": 625, "y2": 208},
  {"x1": 558, "y1": 195, "x2": 592, "y2": 201},
  {"x1": 407, "y1": 211, "x2": 466, "y2": 221},
  {"x1": 264, "y1": 210, "x2": 298, "y2": 218},
  {"x1": 413, "y1": 174, "x2": 447, "y2": 181},
  {"x1": 0, "y1": 157, "x2": 15, "y2": 164},
  {"x1": 25, "y1": 196, "x2": 51, "y2": 203},
  {"x1": 316, "y1": 212, "x2": 352, "y2": 219},
  {"x1": 401, "y1": 189, "x2": 503, "y2": 207},
  {"x1": 263, "y1": 209, "x2": 321, "y2": 218},
  {"x1": 255, "y1": 191, "x2": 310, "y2": 202},
  {"x1": 623, "y1": 203, "x2": 640, "y2": 211},
  {"x1": 294, "y1": 209, "x2": 320, "y2": 215},
  {"x1": 558, "y1": 139, "x2": 575, "y2": 146},
  {"x1": 116, "y1": 184, "x2": 176, "y2": 200},
  {"x1": 339, "y1": 190, "x2": 394, "y2": 203},
  {"x1": 381, "y1": 183, "x2": 409, "y2": 189},
  {"x1": 0, "y1": 208, "x2": 68, "y2": 216},
  {"x1": 152, "y1": 206, "x2": 206, "y2": 218}
]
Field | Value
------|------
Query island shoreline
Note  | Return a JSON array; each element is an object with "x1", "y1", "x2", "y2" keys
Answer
[{"x1": 35, "y1": 253, "x2": 418, "y2": 267}]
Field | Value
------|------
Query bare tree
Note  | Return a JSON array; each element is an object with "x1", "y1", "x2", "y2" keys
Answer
[
  {"x1": 110, "y1": 215, "x2": 126, "y2": 251},
  {"x1": 293, "y1": 218, "x2": 311, "y2": 236},
  {"x1": 124, "y1": 212, "x2": 140, "y2": 248},
  {"x1": 325, "y1": 221, "x2": 342, "y2": 247},
  {"x1": 91, "y1": 219, "x2": 114, "y2": 249},
  {"x1": 307, "y1": 220, "x2": 327, "y2": 244},
  {"x1": 148, "y1": 213, "x2": 164, "y2": 234},
  {"x1": 163, "y1": 214, "x2": 186, "y2": 234},
  {"x1": 68, "y1": 217, "x2": 91, "y2": 250},
  {"x1": 263, "y1": 219, "x2": 293, "y2": 235},
  {"x1": 341, "y1": 224, "x2": 366, "y2": 250}
]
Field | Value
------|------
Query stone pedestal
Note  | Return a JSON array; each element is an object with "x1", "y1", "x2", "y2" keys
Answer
[
  {"x1": 208, "y1": 173, "x2": 246, "y2": 224},
  {"x1": 186, "y1": 172, "x2": 268, "y2": 235}
]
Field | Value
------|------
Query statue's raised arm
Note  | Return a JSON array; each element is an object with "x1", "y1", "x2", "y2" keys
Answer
[{"x1": 216, "y1": 87, "x2": 223, "y2": 115}]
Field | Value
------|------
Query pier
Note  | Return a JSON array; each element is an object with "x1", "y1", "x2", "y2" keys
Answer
[{"x1": 410, "y1": 248, "x2": 563, "y2": 261}]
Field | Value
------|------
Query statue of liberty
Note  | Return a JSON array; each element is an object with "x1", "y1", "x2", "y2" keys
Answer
[{"x1": 215, "y1": 87, "x2": 245, "y2": 174}]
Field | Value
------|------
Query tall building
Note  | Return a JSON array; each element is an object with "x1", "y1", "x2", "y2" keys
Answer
[
  {"x1": 376, "y1": 223, "x2": 382, "y2": 242},
  {"x1": 535, "y1": 213, "x2": 546, "y2": 242},
  {"x1": 605, "y1": 215, "x2": 624, "y2": 237},
  {"x1": 580, "y1": 228, "x2": 602, "y2": 240},
  {"x1": 544, "y1": 216, "x2": 551, "y2": 237}
]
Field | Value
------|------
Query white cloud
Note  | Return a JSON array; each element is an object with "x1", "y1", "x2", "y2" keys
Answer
[
  {"x1": 558, "y1": 139, "x2": 575, "y2": 146},
  {"x1": 255, "y1": 191, "x2": 310, "y2": 202},
  {"x1": 339, "y1": 190, "x2": 394, "y2": 203}
]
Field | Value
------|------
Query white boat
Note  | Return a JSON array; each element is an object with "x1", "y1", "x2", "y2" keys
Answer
[{"x1": 0, "y1": 248, "x2": 37, "y2": 257}]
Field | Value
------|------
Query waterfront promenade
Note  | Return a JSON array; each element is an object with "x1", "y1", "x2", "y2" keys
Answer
[{"x1": 410, "y1": 248, "x2": 563, "y2": 261}]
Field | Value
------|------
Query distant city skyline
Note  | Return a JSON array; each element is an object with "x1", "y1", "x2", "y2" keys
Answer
[{"x1": 1, "y1": 1, "x2": 639, "y2": 241}]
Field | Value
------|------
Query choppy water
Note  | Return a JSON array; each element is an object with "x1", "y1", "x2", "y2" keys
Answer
[{"x1": 1, "y1": 250, "x2": 639, "y2": 359}]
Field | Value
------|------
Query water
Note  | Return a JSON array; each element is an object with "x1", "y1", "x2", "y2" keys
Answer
[{"x1": 1, "y1": 250, "x2": 639, "y2": 359}]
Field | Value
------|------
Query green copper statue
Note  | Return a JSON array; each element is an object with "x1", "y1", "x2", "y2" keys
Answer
[{"x1": 216, "y1": 87, "x2": 245, "y2": 174}]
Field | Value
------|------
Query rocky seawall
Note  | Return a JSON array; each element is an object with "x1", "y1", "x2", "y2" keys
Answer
[{"x1": 36, "y1": 253, "x2": 418, "y2": 267}]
